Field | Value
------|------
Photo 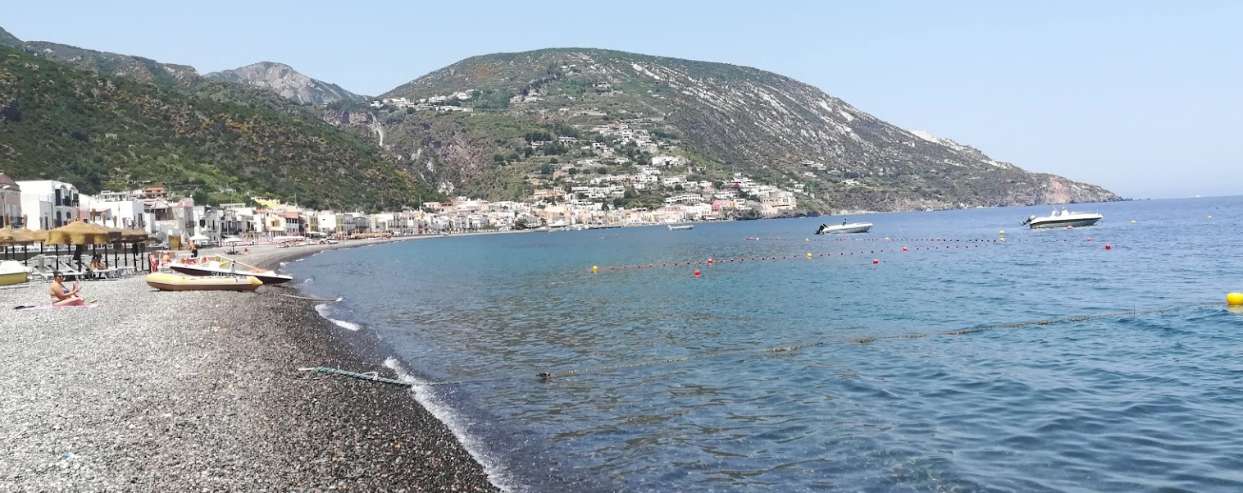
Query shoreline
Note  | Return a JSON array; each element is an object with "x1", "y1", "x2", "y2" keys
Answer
[{"x1": 0, "y1": 237, "x2": 498, "y2": 491}]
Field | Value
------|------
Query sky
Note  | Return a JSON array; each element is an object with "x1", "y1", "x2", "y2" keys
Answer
[{"x1": 4, "y1": 1, "x2": 1240, "y2": 199}]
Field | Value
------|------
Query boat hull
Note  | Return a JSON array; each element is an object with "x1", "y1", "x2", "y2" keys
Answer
[
  {"x1": 818, "y1": 223, "x2": 873, "y2": 234},
  {"x1": 145, "y1": 273, "x2": 262, "y2": 292},
  {"x1": 1028, "y1": 217, "x2": 1102, "y2": 229},
  {"x1": 0, "y1": 271, "x2": 29, "y2": 286}
]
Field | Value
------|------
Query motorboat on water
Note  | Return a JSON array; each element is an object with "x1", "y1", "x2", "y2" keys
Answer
[
  {"x1": 1023, "y1": 209, "x2": 1103, "y2": 229},
  {"x1": 816, "y1": 221, "x2": 873, "y2": 235},
  {"x1": 667, "y1": 224, "x2": 694, "y2": 231},
  {"x1": 169, "y1": 255, "x2": 293, "y2": 285},
  {"x1": 145, "y1": 272, "x2": 263, "y2": 292},
  {"x1": 0, "y1": 260, "x2": 30, "y2": 286}
]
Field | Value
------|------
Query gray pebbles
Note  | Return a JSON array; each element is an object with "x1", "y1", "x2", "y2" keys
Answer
[{"x1": 0, "y1": 242, "x2": 497, "y2": 491}]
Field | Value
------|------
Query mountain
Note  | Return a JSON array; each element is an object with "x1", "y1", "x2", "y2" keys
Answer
[
  {"x1": 207, "y1": 62, "x2": 364, "y2": 106},
  {"x1": 0, "y1": 45, "x2": 434, "y2": 210},
  {"x1": 368, "y1": 48, "x2": 1117, "y2": 211},
  {"x1": 19, "y1": 40, "x2": 201, "y2": 87},
  {"x1": 0, "y1": 27, "x2": 20, "y2": 48}
]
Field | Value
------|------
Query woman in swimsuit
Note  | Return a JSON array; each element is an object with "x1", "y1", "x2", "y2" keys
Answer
[{"x1": 49, "y1": 273, "x2": 86, "y2": 307}]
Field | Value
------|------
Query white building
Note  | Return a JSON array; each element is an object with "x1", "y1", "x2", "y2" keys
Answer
[
  {"x1": 16, "y1": 180, "x2": 79, "y2": 230},
  {"x1": 0, "y1": 174, "x2": 21, "y2": 229},
  {"x1": 315, "y1": 210, "x2": 339, "y2": 234},
  {"x1": 90, "y1": 191, "x2": 146, "y2": 229}
]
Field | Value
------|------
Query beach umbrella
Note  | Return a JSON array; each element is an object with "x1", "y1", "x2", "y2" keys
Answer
[
  {"x1": 120, "y1": 228, "x2": 151, "y2": 243},
  {"x1": 0, "y1": 228, "x2": 10, "y2": 260},
  {"x1": 0, "y1": 228, "x2": 47, "y2": 264},
  {"x1": 119, "y1": 229, "x2": 150, "y2": 272},
  {"x1": 47, "y1": 221, "x2": 115, "y2": 246}
]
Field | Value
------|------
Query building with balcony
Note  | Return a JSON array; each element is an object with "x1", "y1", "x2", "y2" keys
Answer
[{"x1": 16, "y1": 180, "x2": 79, "y2": 230}]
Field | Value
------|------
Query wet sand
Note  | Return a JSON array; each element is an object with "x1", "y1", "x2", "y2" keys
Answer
[{"x1": 0, "y1": 239, "x2": 498, "y2": 491}]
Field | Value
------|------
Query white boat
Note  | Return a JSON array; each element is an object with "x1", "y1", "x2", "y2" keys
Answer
[
  {"x1": 816, "y1": 222, "x2": 872, "y2": 234},
  {"x1": 667, "y1": 224, "x2": 694, "y2": 231},
  {"x1": 0, "y1": 260, "x2": 30, "y2": 286},
  {"x1": 169, "y1": 256, "x2": 293, "y2": 285},
  {"x1": 1023, "y1": 209, "x2": 1103, "y2": 229}
]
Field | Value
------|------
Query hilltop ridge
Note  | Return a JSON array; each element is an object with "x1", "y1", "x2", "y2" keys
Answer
[{"x1": 358, "y1": 47, "x2": 1117, "y2": 212}]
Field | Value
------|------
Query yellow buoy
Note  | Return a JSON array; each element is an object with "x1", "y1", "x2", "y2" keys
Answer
[
  {"x1": 806, "y1": 252, "x2": 813, "y2": 258},
  {"x1": 1228, "y1": 292, "x2": 1243, "y2": 306},
  {"x1": 591, "y1": 265, "x2": 599, "y2": 273}
]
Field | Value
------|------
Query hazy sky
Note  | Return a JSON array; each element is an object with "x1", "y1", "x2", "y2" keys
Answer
[{"x1": 5, "y1": 1, "x2": 1240, "y2": 198}]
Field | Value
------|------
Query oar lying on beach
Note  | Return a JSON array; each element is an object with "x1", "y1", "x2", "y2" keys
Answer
[{"x1": 14, "y1": 300, "x2": 99, "y2": 310}]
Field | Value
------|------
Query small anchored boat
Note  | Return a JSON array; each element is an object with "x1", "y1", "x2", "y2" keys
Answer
[
  {"x1": 1022, "y1": 209, "x2": 1103, "y2": 229},
  {"x1": 816, "y1": 221, "x2": 872, "y2": 235},
  {"x1": 145, "y1": 272, "x2": 263, "y2": 292},
  {"x1": 170, "y1": 255, "x2": 293, "y2": 285},
  {"x1": 667, "y1": 224, "x2": 694, "y2": 231},
  {"x1": 0, "y1": 260, "x2": 30, "y2": 286}
]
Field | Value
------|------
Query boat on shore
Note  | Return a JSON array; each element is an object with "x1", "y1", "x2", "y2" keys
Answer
[
  {"x1": 816, "y1": 222, "x2": 872, "y2": 234},
  {"x1": 667, "y1": 224, "x2": 694, "y2": 231},
  {"x1": 170, "y1": 256, "x2": 293, "y2": 285},
  {"x1": 1023, "y1": 209, "x2": 1103, "y2": 229},
  {"x1": 0, "y1": 260, "x2": 30, "y2": 286},
  {"x1": 145, "y1": 272, "x2": 263, "y2": 292}
]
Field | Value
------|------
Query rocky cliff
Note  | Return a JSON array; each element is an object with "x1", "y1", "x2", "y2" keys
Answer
[{"x1": 207, "y1": 62, "x2": 364, "y2": 105}]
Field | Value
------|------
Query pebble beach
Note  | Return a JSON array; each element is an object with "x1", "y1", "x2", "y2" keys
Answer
[{"x1": 0, "y1": 240, "x2": 497, "y2": 491}]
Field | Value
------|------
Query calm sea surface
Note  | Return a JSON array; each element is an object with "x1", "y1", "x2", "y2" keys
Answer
[{"x1": 288, "y1": 197, "x2": 1243, "y2": 492}]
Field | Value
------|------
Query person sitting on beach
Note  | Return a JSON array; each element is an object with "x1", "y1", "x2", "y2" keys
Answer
[
  {"x1": 88, "y1": 254, "x2": 108, "y2": 278},
  {"x1": 49, "y1": 273, "x2": 86, "y2": 307}
]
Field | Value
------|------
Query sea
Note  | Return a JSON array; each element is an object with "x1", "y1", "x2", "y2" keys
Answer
[{"x1": 287, "y1": 196, "x2": 1243, "y2": 492}]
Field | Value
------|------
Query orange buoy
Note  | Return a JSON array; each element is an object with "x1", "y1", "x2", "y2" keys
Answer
[
  {"x1": 693, "y1": 269, "x2": 702, "y2": 278},
  {"x1": 1104, "y1": 244, "x2": 1113, "y2": 251},
  {"x1": 901, "y1": 246, "x2": 908, "y2": 252}
]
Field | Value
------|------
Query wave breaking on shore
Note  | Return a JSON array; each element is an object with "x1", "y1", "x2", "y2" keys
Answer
[
  {"x1": 384, "y1": 357, "x2": 519, "y2": 492},
  {"x1": 314, "y1": 303, "x2": 362, "y2": 331}
]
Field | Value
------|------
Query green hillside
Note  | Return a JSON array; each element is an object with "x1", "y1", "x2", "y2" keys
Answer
[
  {"x1": 372, "y1": 48, "x2": 1117, "y2": 211},
  {"x1": 0, "y1": 46, "x2": 435, "y2": 210}
]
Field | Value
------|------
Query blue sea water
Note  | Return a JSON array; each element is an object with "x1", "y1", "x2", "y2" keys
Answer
[{"x1": 288, "y1": 197, "x2": 1243, "y2": 492}]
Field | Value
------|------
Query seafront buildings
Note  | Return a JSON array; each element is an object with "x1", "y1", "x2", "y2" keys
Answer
[{"x1": 0, "y1": 169, "x2": 798, "y2": 243}]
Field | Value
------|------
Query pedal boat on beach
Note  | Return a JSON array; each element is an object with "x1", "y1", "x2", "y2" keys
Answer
[
  {"x1": 816, "y1": 221, "x2": 873, "y2": 234},
  {"x1": 0, "y1": 260, "x2": 30, "y2": 286},
  {"x1": 169, "y1": 256, "x2": 293, "y2": 285},
  {"x1": 1022, "y1": 209, "x2": 1103, "y2": 229},
  {"x1": 145, "y1": 272, "x2": 263, "y2": 292}
]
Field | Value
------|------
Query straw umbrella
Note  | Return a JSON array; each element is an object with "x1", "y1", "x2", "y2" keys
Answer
[
  {"x1": 47, "y1": 221, "x2": 114, "y2": 272},
  {"x1": 121, "y1": 228, "x2": 150, "y2": 272},
  {"x1": 0, "y1": 228, "x2": 11, "y2": 260},
  {"x1": 0, "y1": 228, "x2": 48, "y2": 265}
]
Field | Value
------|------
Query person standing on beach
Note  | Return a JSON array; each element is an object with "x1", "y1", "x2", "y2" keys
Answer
[{"x1": 49, "y1": 273, "x2": 85, "y2": 307}]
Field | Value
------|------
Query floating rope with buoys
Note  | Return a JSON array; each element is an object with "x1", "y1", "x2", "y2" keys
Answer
[
  {"x1": 298, "y1": 301, "x2": 1223, "y2": 389},
  {"x1": 587, "y1": 239, "x2": 1019, "y2": 274}
]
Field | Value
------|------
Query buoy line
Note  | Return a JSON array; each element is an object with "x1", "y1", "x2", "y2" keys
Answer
[
  {"x1": 589, "y1": 241, "x2": 1014, "y2": 273},
  {"x1": 299, "y1": 301, "x2": 1221, "y2": 389}
]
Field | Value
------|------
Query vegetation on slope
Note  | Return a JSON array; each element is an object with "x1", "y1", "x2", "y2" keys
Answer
[{"x1": 0, "y1": 46, "x2": 435, "y2": 210}]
